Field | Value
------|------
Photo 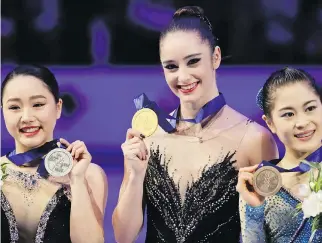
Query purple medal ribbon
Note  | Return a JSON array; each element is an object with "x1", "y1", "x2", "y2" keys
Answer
[
  {"x1": 7, "y1": 139, "x2": 64, "y2": 178},
  {"x1": 133, "y1": 93, "x2": 226, "y2": 133},
  {"x1": 257, "y1": 146, "x2": 322, "y2": 173}
]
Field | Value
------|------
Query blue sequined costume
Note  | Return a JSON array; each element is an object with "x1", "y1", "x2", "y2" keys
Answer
[{"x1": 240, "y1": 147, "x2": 322, "y2": 243}]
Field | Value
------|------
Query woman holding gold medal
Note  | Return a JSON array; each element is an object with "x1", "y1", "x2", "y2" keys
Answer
[
  {"x1": 1, "y1": 65, "x2": 108, "y2": 243},
  {"x1": 238, "y1": 67, "x2": 322, "y2": 242},
  {"x1": 113, "y1": 6, "x2": 278, "y2": 243}
]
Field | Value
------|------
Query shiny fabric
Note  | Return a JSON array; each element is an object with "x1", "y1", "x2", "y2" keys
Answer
[
  {"x1": 240, "y1": 147, "x2": 322, "y2": 243},
  {"x1": 1, "y1": 187, "x2": 71, "y2": 243},
  {"x1": 142, "y1": 105, "x2": 252, "y2": 242},
  {"x1": 144, "y1": 147, "x2": 240, "y2": 243}
]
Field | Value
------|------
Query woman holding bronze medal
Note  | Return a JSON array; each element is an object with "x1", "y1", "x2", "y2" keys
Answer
[
  {"x1": 238, "y1": 67, "x2": 322, "y2": 242},
  {"x1": 1, "y1": 65, "x2": 108, "y2": 243},
  {"x1": 113, "y1": 6, "x2": 278, "y2": 243}
]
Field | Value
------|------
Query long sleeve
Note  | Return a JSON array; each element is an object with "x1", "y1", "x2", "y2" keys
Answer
[{"x1": 239, "y1": 197, "x2": 267, "y2": 243}]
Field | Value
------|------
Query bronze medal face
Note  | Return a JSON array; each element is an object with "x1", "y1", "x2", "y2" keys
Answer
[
  {"x1": 253, "y1": 166, "x2": 282, "y2": 197},
  {"x1": 132, "y1": 108, "x2": 158, "y2": 137}
]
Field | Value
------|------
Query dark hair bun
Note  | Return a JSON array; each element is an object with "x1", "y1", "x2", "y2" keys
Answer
[
  {"x1": 256, "y1": 87, "x2": 264, "y2": 110},
  {"x1": 173, "y1": 6, "x2": 205, "y2": 19}
]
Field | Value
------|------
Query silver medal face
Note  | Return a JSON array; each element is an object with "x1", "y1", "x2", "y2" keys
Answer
[{"x1": 44, "y1": 148, "x2": 73, "y2": 177}]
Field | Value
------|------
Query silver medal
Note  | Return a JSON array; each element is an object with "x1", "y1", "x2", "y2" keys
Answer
[{"x1": 44, "y1": 148, "x2": 73, "y2": 177}]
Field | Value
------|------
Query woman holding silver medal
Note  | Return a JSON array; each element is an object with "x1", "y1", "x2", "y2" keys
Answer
[
  {"x1": 1, "y1": 65, "x2": 108, "y2": 243},
  {"x1": 238, "y1": 67, "x2": 322, "y2": 242},
  {"x1": 112, "y1": 5, "x2": 278, "y2": 243}
]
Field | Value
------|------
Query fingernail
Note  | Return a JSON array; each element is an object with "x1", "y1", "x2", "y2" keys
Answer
[{"x1": 140, "y1": 134, "x2": 145, "y2": 139}]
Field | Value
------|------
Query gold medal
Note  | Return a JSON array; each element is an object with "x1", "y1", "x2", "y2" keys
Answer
[
  {"x1": 253, "y1": 166, "x2": 282, "y2": 197},
  {"x1": 132, "y1": 108, "x2": 158, "y2": 137}
]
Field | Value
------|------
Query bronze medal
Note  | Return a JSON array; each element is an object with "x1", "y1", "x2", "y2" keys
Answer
[{"x1": 253, "y1": 166, "x2": 282, "y2": 197}]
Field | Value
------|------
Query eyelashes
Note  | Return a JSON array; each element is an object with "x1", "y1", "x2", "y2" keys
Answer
[
  {"x1": 8, "y1": 103, "x2": 45, "y2": 110},
  {"x1": 164, "y1": 58, "x2": 201, "y2": 70},
  {"x1": 165, "y1": 64, "x2": 177, "y2": 70},
  {"x1": 9, "y1": 106, "x2": 19, "y2": 110},
  {"x1": 187, "y1": 58, "x2": 200, "y2": 65},
  {"x1": 280, "y1": 106, "x2": 317, "y2": 118},
  {"x1": 281, "y1": 112, "x2": 293, "y2": 118},
  {"x1": 33, "y1": 103, "x2": 45, "y2": 108},
  {"x1": 306, "y1": 106, "x2": 316, "y2": 112}
]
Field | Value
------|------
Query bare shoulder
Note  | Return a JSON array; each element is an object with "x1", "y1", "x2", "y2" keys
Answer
[
  {"x1": 226, "y1": 105, "x2": 271, "y2": 139},
  {"x1": 246, "y1": 120, "x2": 272, "y2": 140},
  {"x1": 223, "y1": 106, "x2": 248, "y2": 122},
  {"x1": 85, "y1": 163, "x2": 108, "y2": 186},
  {"x1": 85, "y1": 163, "x2": 108, "y2": 208},
  {"x1": 84, "y1": 163, "x2": 108, "y2": 216},
  {"x1": 226, "y1": 106, "x2": 278, "y2": 165},
  {"x1": 241, "y1": 120, "x2": 278, "y2": 166}
]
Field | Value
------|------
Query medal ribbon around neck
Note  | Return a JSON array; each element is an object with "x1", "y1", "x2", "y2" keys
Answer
[
  {"x1": 133, "y1": 93, "x2": 226, "y2": 133},
  {"x1": 6, "y1": 139, "x2": 66, "y2": 178},
  {"x1": 257, "y1": 146, "x2": 322, "y2": 174},
  {"x1": 253, "y1": 146, "x2": 322, "y2": 197}
]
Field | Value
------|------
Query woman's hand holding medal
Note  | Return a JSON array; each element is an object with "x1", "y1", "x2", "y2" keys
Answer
[
  {"x1": 237, "y1": 164, "x2": 282, "y2": 207},
  {"x1": 60, "y1": 138, "x2": 92, "y2": 179},
  {"x1": 237, "y1": 165, "x2": 266, "y2": 207},
  {"x1": 121, "y1": 129, "x2": 149, "y2": 178},
  {"x1": 47, "y1": 138, "x2": 92, "y2": 184},
  {"x1": 121, "y1": 108, "x2": 158, "y2": 178}
]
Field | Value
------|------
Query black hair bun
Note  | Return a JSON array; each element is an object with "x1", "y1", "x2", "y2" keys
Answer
[
  {"x1": 173, "y1": 6, "x2": 205, "y2": 19},
  {"x1": 256, "y1": 87, "x2": 264, "y2": 110},
  {"x1": 173, "y1": 6, "x2": 212, "y2": 32}
]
